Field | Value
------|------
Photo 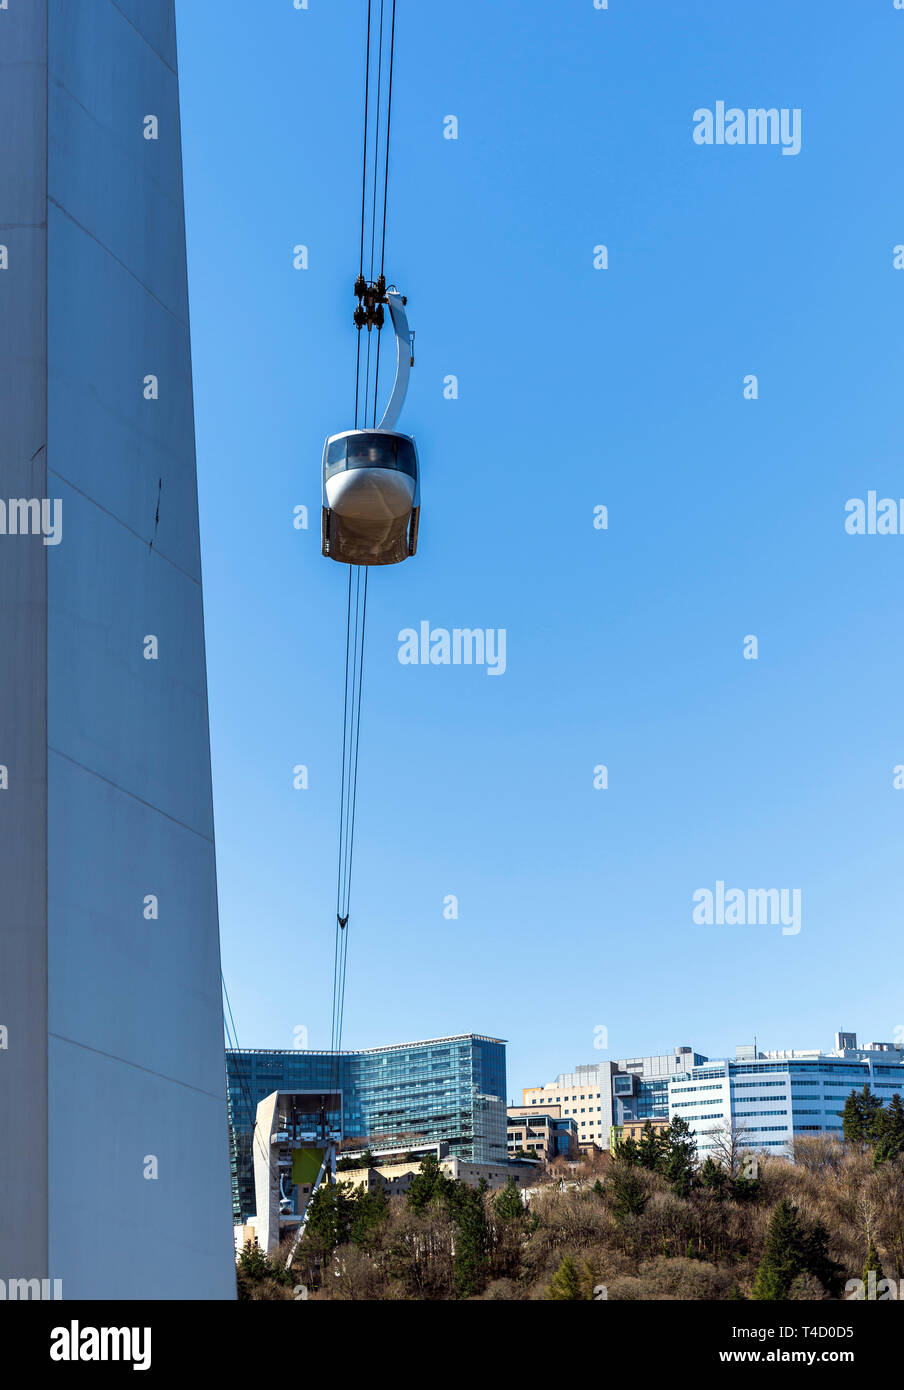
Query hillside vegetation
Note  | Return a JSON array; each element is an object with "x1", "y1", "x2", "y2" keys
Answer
[{"x1": 238, "y1": 1092, "x2": 904, "y2": 1301}]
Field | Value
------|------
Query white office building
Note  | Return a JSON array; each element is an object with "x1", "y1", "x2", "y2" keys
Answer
[{"x1": 668, "y1": 1031, "x2": 904, "y2": 1157}]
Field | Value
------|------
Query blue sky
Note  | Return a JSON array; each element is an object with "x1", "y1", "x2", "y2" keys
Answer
[{"x1": 176, "y1": 0, "x2": 904, "y2": 1099}]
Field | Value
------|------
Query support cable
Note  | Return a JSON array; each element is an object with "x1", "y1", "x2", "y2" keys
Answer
[
  {"x1": 328, "y1": 0, "x2": 396, "y2": 1159},
  {"x1": 373, "y1": 0, "x2": 397, "y2": 423}
]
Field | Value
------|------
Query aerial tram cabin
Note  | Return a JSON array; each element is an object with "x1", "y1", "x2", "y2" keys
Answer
[{"x1": 322, "y1": 286, "x2": 419, "y2": 566}]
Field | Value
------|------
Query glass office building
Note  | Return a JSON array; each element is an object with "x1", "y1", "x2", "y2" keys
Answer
[
  {"x1": 227, "y1": 1035, "x2": 508, "y2": 1220},
  {"x1": 0, "y1": 2, "x2": 234, "y2": 1296}
]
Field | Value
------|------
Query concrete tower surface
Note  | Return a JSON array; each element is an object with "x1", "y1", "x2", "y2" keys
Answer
[{"x1": 0, "y1": 0, "x2": 235, "y2": 1297}]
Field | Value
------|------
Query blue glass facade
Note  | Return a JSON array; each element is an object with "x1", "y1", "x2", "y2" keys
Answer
[
  {"x1": 227, "y1": 1035, "x2": 508, "y2": 1220},
  {"x1": 619, "y1": 1077, "x2": 671, "y2": 1123}
]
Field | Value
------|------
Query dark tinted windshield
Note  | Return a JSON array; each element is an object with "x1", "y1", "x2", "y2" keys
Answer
[
  {"x1": 326, "y1": 434, "x2": 417, "y2": 479},
  {"x1": 347, "y1": 437, "x2": 396, "y2": 468}
]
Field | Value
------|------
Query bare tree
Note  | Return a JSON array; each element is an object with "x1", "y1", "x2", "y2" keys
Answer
[
  {"x1": 789, "y1": 1134, "x2": 845, "y2": 1177},
  {"x1": 701, "y1": 1117, "x2": 762, "y2": 1176}
]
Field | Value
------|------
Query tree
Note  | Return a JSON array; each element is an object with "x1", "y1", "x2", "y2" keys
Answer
[
  {"x1": 493, "y1": 1177, "x2": 524, "y2": 1222},
  {"x1": 637, "y1": 1122, "x2": 661, "y2": 1171},
  {"x1": 751, "y1": 1199, "x2": 841, "y2": 1301},
  {"x1": 452, "y1": 1184, "x2": 490, "y2": 1298},
  {"x1": 700, "y1": 1155, "x2": 728, "y2": 1198},
  {"x1": 791, "y1": 1134, "x2": 845, "y2": 1176},
  {"x1": 788, "y1": 1272, "x2": 830, "y2": 1300},
  {"x1": 615, "y1": 1119, "x2": 695, "y2": 1194},
  {"x1": 800, "y1": 1220, "x2": 842, "y2": 1297},
  {"x1": 863, "y1": 1238, "x2": 886, "y2": 1286},
  {"x1": 349, "y1": 1183, "x2": 389, "y2": 1247},
  {"x1": 401, "y1": 1160, "x2": 495, "y2": 1297},
  {"x1": 407, "y1": 1154, "x2": 452, "y2": 1213},
  {"x1": 842, "y1": 1086, "x2": 884, "y2": 1147},
  {"x1": 236, "y1": 1241, "x2": 294, "y2": 1300},
  {"x1": 661, "y1": 1116, "x2": 697, "y2": 1196},
  {"x1": 613, "y1": 1135, "x2": 639, "y2": 1166},
  {"x1": 704, "y1": 1116, "x2": 756, "y2": 1177},
  {"x1": 730, "y1": 1169, "x2": 760, "y2": 1203},
  {"x1": 608, "y1": 1162, "x2": 648, "y2": 1223},
  {"x1": 303, "y1": 1180, "x2": 356, "y2": 1255},
  {"x1": 545, "y1": 1254, "x2": 584, "y2": 1301},
  {"x1": 752, "y1": 1199, "x2": 809, "y2": 1300},
  {"x1": 872, "y1": 1093, "x2": 904, "y2": 1165}
]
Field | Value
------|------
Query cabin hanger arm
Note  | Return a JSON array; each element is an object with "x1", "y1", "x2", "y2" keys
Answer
[{"x1": 378, "y1": 289, "x2": 412, "y2": 433}]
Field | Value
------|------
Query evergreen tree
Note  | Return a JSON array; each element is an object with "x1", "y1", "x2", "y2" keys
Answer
[
  {"x1": 301, "y1": 1180, "x2": 358, "y2": 1254},
  {"x1": 731, "y1": 1170, "x2": 760, "y2": 1203},
  {"x1": 637, "y1": 1121, "x2": 661, "y2": 1171},
  {"x1": 701, "y1": 1156, "x2": 728, "y2": 1198},
  {"x1": 236, "y1": 1241, "x2": 293, "y2": 1299},
  {"x1": 661, "y1": 1116, "x2": 697, "y2": 1196},
  {"x1": 752, "y1": 1198, "x2": 808, "y2": 1300},
  {"x1": 237, "y1": 1240, "x2": 269, "y2": 1282},
  {"x1": 801, "y1": 1219, "x2": 842, "y2": 1297},
  {"x1": 453, "y1": 1184, "x2": 490, "y2": 1298},
  {"x1": 545, "y1": 1254, "x2": 584, "y2": 1301},
  {"x1": 842, "y1": 1085, "x2": 884, "y2": 1147},
  {"x1": 493, "y1": 1176, "x2": 525, "y2": 1222},
  {"x1": 752, "y1": 1199, "x2": 841, "y2": 1300},
  {"x1": 872, "y1": 1093, "x2": 904, "y2": 1165},
  {"x1": 608, "y1": 1162, "x2": 648, "y2": 1223},
  {"x1": 406, "y1": 1153, "x2": 452, "y2": 1213},
  {"x1": 613, "y1": 1135, "x2": 639, "y2": 1167},
  {"x1": 349, "y1": 1182, "x2": 389, "y2": 1247},
  {"x1": 863, "y1": 1239, "x2": 885, "y2": 1286}
]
